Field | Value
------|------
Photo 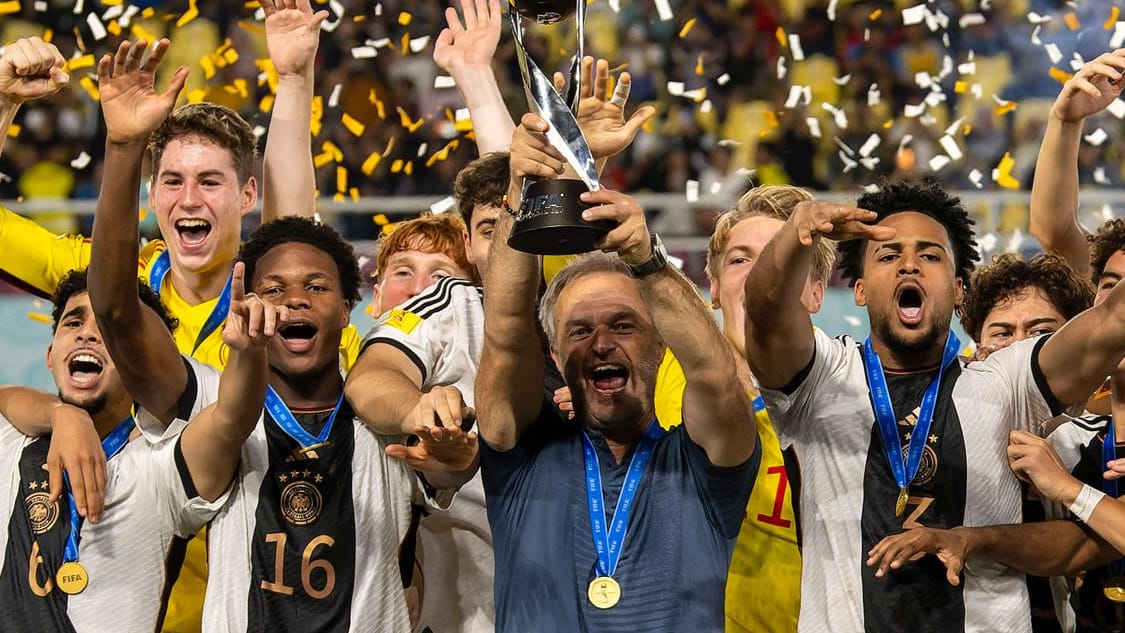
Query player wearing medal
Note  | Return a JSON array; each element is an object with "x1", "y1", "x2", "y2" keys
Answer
[
  {"x1": 469, "y1": 113, "x2": 759, "y2": 632},
  {"x1": 0, "y1": 261, "x2": 279, "y2": 632},
  {"x1": 89, "y1": 39, "x2": 478, "y2": 632},
  {"x1": 744, "y1": 178, "x2": 1125, "y2": 633}
]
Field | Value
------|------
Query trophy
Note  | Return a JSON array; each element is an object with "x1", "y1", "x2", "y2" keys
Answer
[{"x1": 507, "y1": 0, "x2": 612, "y2": 255}]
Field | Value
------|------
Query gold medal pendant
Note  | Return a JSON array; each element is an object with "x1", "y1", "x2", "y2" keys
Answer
[
  {"x1": 895, "y1": 487, "x2": 909, "y2": 516},
  {"x1": 588, "y1": 576, "x2": 621, "y2": 609},
  {"x1": 56, "y1": 561, "x2": 88, "y2": 595},
  {"x1": 1104, "y1": 576, "x2": 1125, "y2": 602}
]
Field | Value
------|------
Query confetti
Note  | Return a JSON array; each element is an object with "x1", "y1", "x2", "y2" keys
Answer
[
  {"x1": 959, "y1": 13, "x2": 985, "y2": 27},
  {"x1": 654, "y1": 0, "x2": 672, "y2": 21},
  {"x1": 833, "y1": 74, "x2": 852, "y2": 86},
  {"x1": 1095, "y1": 166, "x2": 1110, "y2": 184},
  {"x1": 351, "y1": 46, "x2": 376, "y2": 59},
  {"x1": 977, "y1": 232, "x2": 997, "y2": 253},
  {"x1": 1103, "y1": 204, "x2": 1115, "y2": 221},
  {"x1": 6, "y1": 124, "x2": 18, "y2": 138},
  {"x1": 968, "y1": 169, "x2": 984, "y2": 188},
  {"x1": 1112, "y1": 22, "x2": 1125, "y2": 48},
  {"x1": 1064, "y1": 12, "x2": 1080, "y2": 30},
  {"x1": 86, "y1": 13, "x2": 108, "y2": 41},
  {"x1": 78, "y1": 75, "x2": 99, "y2": 101},
  {"x1": 1108, "y1": 99, "x2": 1125, "y2": 118},
  {"x1": 430, "y1": 196, "x2": 456, "y2": 215},
  {"x1": 904, "y1": 102, "x2": 926, "y2": 118},
  {"x1": 398, "y1": 11, "x2": 411, "y2": 25},
  {"x1": 679, "y1": 18, "x2": 696, "y2": 38},
  {"x1": 667, "y1": 81, "x2": 685, "y2": 96},
  {"x1": 1085, "y1": 128, "x2": 1109, "y2": 146},
  {"x1": 434, "y1": 75, "x2": 455, "y2": 89},
  {"x1": 1070, "y1": 53, "x2": 1085, "y2": 72},
  {"x1": 686, "y1": 180, "x2": 699, "y2": 203},
  {"x1": 939, "y1": 135, "x2": 962, "y2": 160},
  {"x1": 342, "y1": 113, "x2": 366, "y2": 137},
  {"x1": 410, "y1": 36, "x2": 430, "y2": 53},
  {"x1": 34, "y1": 1, "x2": 47, "y2": 10},
  {"x1": 70, "y1": 151, "x2": 91, "y2": 169},
  {"x1": 788, "y1": 34, "x2": 804, "y2": 61},
  {"x1": 0, "y1": 1, "x2": 20, "y2": 14},
  {"x1": 784, "y1": 85, "x2": 810, "y2": 108},
  {"x1": 775, "y1": 27, "x2": 786, "y2": 48},
  {"x1": 1027, "y1": 12, "x2": 1052, "y2": 24},
  {"x1": 838, "y1": 150, "x2": 858, "y2": 173},
  {"x1": 902, "y1": 4, "x2": 926, "y2": 25},
  {"x1": 65, "y1": 54, "x2": 95, "y2": 71},
  {"x1": 776, "y1": 56, "x2": 787, "y2": 80},
  {"x1": 1049, "y1": 67, "x2": 1073, "y2": 84},
  {"x1": 716, "y1": 73, "x2": 730, "y2": 86},
  {"x1": 1044, "y1": 43, "x2": 1062, "y2": 64},
  {"x1": 1006, "y1": 228, "x2": 1023, "y2": 253},
  {"x1": 827, "y1": 0, "x2": 838, "y2": 21},
  {"x1": 709, "y1": 181, "x2": 723, "y2": 195},
  {"x1": 992, "y1": 152, "x2": 1020, "y2": 189},
  {"x1": 823, "y1": 103, "x2": 847, "y2": 128},
  {"x1": 858, "y1": 133, "x2": 880, "y2": 157},
  {"x1": 328, "y1": 84, "x2": 342, "y2": 108},
  {"x1": 844, "y1": 316, "x2": 862, "y2": 327},
  {"x1": 958, "y1": 61, "x2": 976, "y2": 75},
  {"x1": 929, "y1": 155, "x2": 951, "y2": 171},
  {"x1": 1031, "y1": 25, "x2": 1043, "y2": 46},
  {"x1": 361, "y1": 152, "x2": 382, "y2": 176},
  {"x1": 27, "y1": 313, "x2": 51, "y2": 324},
  {"x1": 176, "y1": 0, "x2": 198, "y2": 27},
  {"x1": 700, "y1": 99, "x2": 712, "y2": 113}
]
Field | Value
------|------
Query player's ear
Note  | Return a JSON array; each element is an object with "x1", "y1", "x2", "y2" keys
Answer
[{"x1": 854, "y1": 279, "x2": 867, "y2": 307}]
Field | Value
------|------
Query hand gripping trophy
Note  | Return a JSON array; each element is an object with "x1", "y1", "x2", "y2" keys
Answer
[{"x1": 506, "y1": 0, "x2": 613, "y2": 255}]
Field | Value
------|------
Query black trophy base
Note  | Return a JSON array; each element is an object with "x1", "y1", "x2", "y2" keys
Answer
[{"x1": 508, "y1": 179, "x2": 612, "y2": 255}]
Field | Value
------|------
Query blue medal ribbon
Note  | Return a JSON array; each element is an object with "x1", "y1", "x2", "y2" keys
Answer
[
  {"x1": 62, "y1": 416, "x2": 136, "y2": 564},
  {"x1": 862, "y1": 332, "x2": 960, "y2": 500},
  {"x1": 1102, "y1": 420, "x2": 1125, "y2": 578},
  {"x1": 582, "y1": 420, "x2": 664, "y2": 579},
  {"x1": 264, "y1": 386, "x2": 344, "y2": 448},
  {"x1": 148, "y1": 250, "x2": 233, "y2": 355}
]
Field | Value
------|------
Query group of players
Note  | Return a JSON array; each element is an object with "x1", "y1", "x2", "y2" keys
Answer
[{"x1": 6, "y1": 1, "x2": 1125, "y2": 632}]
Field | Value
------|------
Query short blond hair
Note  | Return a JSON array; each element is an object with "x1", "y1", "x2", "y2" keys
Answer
[{"x1": 705, "y1": 185, "x2": 836, "y2": 285}]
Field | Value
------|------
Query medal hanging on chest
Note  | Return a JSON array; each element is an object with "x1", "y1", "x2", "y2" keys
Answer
[
  {"x1": 581, "y1": 421, "x2": 663, "y2": 609},
  {"x1": 56, "y1": 416, "x2": 135, "y2": 594},
  {"x1": 1101, "y1": 420, "x2": 1125, "y2": 603},
  {"x1": 863, "y1": 332, "x2": 960, "y2": 517}
]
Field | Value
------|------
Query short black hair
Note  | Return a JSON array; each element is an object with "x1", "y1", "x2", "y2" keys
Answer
[
  {"x1": 959, "y1": 253, "x2": 1093, "y2": 342},
  {"x1": 839, "y1": 178, "x2": 980, "y2": 290},
  {"x1": 1088, "y1": 218, "x2": 1125, "y2": 285},
  {"x1": 454, "y1": 152, "x2": 509, "y2": 229},
  {"x1": 52, "y1": 269, "x2": 178, "y2": 333},
  {"x1": 237, "y1": 217, "x2": 362, "y2": 308}
]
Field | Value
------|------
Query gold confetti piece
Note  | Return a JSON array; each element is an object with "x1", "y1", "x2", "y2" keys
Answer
[
  {"x1": 27, "y1": 313, "x2": 52, "y2": 324},
  {"x1": 42, "y1": 29, "x2": 52, "y2": 43},
  {"x1": 0, "y1": 2, "x2": 20, "y2": 15},
  {"x1": 882, "y1": 120, "x2": 893, "y2": 129},
  {"x1": 391, "y1": 159, "x2": 404, "y2": 173},
  {"x1": 361, "y1": 151, "x2": 382, "y2": 175},
  {"x1": 322, "y1": 140, "x2": 343, "y2": 162},
  {"x1": 336, "y1": 166, "x2": 347, "y2": 193},
  {"x1": 369, "y1": 89, "x2": 386, "y2": 119},
  {"x1": 1106, "y1": 6, "x2": 1120, "y2": 29},
  {"x1": 138, "y1": 207, "x2": 147, "y2": 221},
  {"x1": 993, "y1": 152, "x2": 1020, "y2": 189},
  {"x1": 954, "y1": 80, "x2": 968, "y2": 94},
  {"x1": 310, "y1": 96, "x2": 323, "y2": 136},
  {"x1": 238, "y1": 19, "x2": 266, "y2": 35},
  {"x1": 141, "y1": 7, "x2": 155, "y2": 18},
  {"x1": 131, "y1": 23, "x2": 157, "y2": 43},
  {"x1": 425, "y1": 139, "x2": 460, "y2": 167},
  {"x1": 177, "y1": 0, "x2": 199, "y2": 27},
  {"x1": 6, "y1": 124, "x2": 19, "y2": 138},
  {"x1": 313, "y1": 151, "x2": 335, "y2": 168},
  {"x1": 186, "y1": 88, "x2": 206, "y2": 103},
  {"x1": 102, "y1": 0, "x2": 123, "y2": 5},
  {"x1": 993, "y1": 101, "x2": 1017, "y2": 115},
  {"x1": 1049, "y1": 67, "x2": 1073, "y2": 84},
  {"x1": 106, "y1": 21, "x2": 122, "y2": 36},
  {"x1": 695, "y1": 54, "x2": 704, "y2": 75},
  {"x1": 333, "y1": 193, "x2": 345, "y2": 203},
  {"x1": 775, "y1": 27, "x2": 786, "y2": 48},
  {"x1": 350, "y1": 187, "x2": 360, "y2": 202},
  {"x1": 763, "y1": 110, "x2": 778, "y2": 129},
  {"x1": 222, "y1": 48, "x2": 239, "y2": 65},
  {"x1": 200, "y1": 55, "x2": 216, "y2": 80},
  {"x1": 401, "y1": 34, "x2": 411, "y2": 55},
  {"x1": 373, "y1": 214, "x2": 390, "y2": 225},
  {"x1": 404, "y1": 161, "x2": 413, "y2": 175},
  {"x1": 342, "y1": 113, "x2": 366, "y2": 137},
  {"x1": 225, "y1": 79, "x2": 249, "y2": 99},
  {"x1": 679, "y1": 18, "x2": 696, "y2": 38},
  {"x1": 365, "y1": 303, "x2": 375, "y2": 316},
  {"x1": 398, "y1": 11, "x2": 412, "y2": 25},
  {"x1": 1064, "y1": 12, "x2": 1079, "y2": 30},
  {"x1": 869, "y1": 8, "x2": 882, "y2": 20},
  {"x1": 79, "y1": 75, "x2": 99, "y2": 101},
  {"x1": 259, "y1": 94, "x2": 274, "y2": 113},
  {"x1": 396, "y1": 107, "x2": 424, "y2": 133}
]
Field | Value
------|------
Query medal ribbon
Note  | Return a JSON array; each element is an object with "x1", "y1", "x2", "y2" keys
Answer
[
  {"x1": 264, "y1": 386, "x2": 343, "y2": 448},
  {"x1": 582, "y1": 420, "x2": 664, "y2": 578},
  {"x1": 62, "y1": 416, "x2": 136, "y2": 564},
  {"x1": 863, "y1": 332, "x2": 960, "y2": 496},
  {"x1": 148, "y1": 250, "x2": 233, "y2": 355}
]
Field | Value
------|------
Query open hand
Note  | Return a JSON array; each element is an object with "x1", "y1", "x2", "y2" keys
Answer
[
  {"x1": 434, "y1": 0, "x2": 503, "y2": 75},
  {"x1": 1052, "y1": 49, "x2": 1125, "y2": 123},
  {"x1": 0, "y1": 36, "x2": 69, "y2": 107},
  {"x1": 385, "y1": 424, "x2": 479, "y2": 472},
  {"x1": 97, "y1": 39, "x2": 188, "y2": 145},
  {"x1": 263, "y1": 0, "x2": 329, "y2": 77},
  {"x1": 866, "y1": 526, "x2": 968, "y2": 586},
  {"x1": 555, "y1": 57, "x2": 655, "y2": 160},
  {"x1": 792, "y1": 200, "x2": 895, "y2": 246}
]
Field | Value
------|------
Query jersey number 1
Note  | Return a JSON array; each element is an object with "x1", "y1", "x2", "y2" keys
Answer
[{"x1": 260, "y1": 532, "x2": 337, "y2": 599}]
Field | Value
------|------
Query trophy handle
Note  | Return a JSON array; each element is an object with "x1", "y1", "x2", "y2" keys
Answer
[{"x1": 508, "y1": 9, "x2": 599, "y2": 192}]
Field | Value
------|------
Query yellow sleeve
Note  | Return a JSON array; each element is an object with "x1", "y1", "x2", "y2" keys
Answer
[
  {"x1": 654, "y1": 349, "x2": 686, "y2": 430},
  {"x1": 340, "y1": 324, "x2": 362, "y2": 372},
  {"x1": 0, "y1": 204, "x2": 92, "y2": 297}
]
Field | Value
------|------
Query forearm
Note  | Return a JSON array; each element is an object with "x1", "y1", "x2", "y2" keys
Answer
[
  {"x1": 1043, "y1": 281, "x2": 1125, "y2": 405},
  {"x1": 0, "y1": 386, "x2": 63, "y2": 436},
  {"x1": 452, "y1": 64, "x2": 514, "y2": 154},
  {"x1": 1081, "y1": 494, "x2": 1125, "y2": 558},
  {"x1": 262, "y1": 72, "x2": 316, "y2": 221},
  {"x1": 0, "y1": 100, "x2": 18, "y2": 157},
  {"x1": 1029, "y1": 114, "x2": 1088, "y2": 276},
  {"x1": 182, "y1": 345, "x2": 267, "y2": 500},
  {"x1": 345, "y1": 366, "x2": 422, "y2": 436},
  {"x1": 744, "y1": 217, "x2": 816, "y2": 389},
  {"x1": 962, "y1": 520, "x2": 1119, "y2": 576}
]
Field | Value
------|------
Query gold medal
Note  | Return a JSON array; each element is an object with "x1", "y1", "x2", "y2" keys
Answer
[
  {"x1": 588, "y1": 576, "x2": 621, "y2": 609},
  {"x1": 895, "y1": 487, "x2": 909, "y2": 516},
  {"x1": 1105, "y1": 576, "x2": 1125, "y2": 603},
  {"x1": 56, "y1": 561, "x2": 88, "y2": 595}
]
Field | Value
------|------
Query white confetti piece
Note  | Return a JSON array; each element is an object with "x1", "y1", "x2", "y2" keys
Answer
[
  {"x1": 776, "y1": 57, "x2": 787, "y2": 80},
  {"x1": 417, "y1": 143, "x2": 428, "y2": 157},
  {"x1": 1095, "y1": 166, "x2": 1110, "y2": 185},
  {"x1": 969, "y1": 169, "x2": 984, "y2": 188},
  {"x1": 102, "y1": 4, "x2": 123, "y2": 20},
  {"x1": 86, "y1": 13, "x2": 107, "y2": 41},
  {"x1": 806, "y1": 117, "x2": 821, "y2": 138},
  {"x1": 929, "y1": 154, "x2": 951, "y2": 171},
  {"x1": 823, "y1": 103, "x2": 847, "y2": 128},
  {"x1": 860, "y1": 157, "x2": 880, "y2": 170},
  {"x1": 1102, "y1": 204, "x2": 1115, "y2": 221},
  {"x1": 1007, "y1": 228, "x2": 1024, "y2": 253},
  {"x1": 686, "y1": 180, "x2": 700, "y2": 203},
  {"x1": 681, "y1": 88, "x2": 705, "y2": 101},
  {"x1": 939, "y1": 135, "x2": 963, "y2": 160},
  {"x1": 924, "y1": 90, "x2": 946, "y2": 108},
  {"x1": 915, "y1": 71, "x2": 933, "y2": 89},
  {"x1": 609, "y1": 0, "x2": 621, "y2": 11},
  {"x1": 971, "y1": 83, "x2": 982, "y2": 98},
  {"x1": 1109, "y1": 99, "x2": 1125, "y2": 119},
  {"x1": 429, "y1": 196, "x2": 456, "y2": 215},
  {"x1": 668, "y1": 254, "x2": 685, "y2": 271},
  {"x1": 944, "y1": 117, "x2": 965, "y2": 136},
  {"x1": 833, "y1": 74, "x2": 852, "y2": 86},
  {"x1": 858, "y1": 133, "x2": 880, "y2": 157},
  {"x1": 717, "y1": 139, "x2": 741, "y2": 147},
  {"x1": 34, "y1": 1, "x2": 47, "y2": 10},
  {"x1": 864, "y1": 28, "x2": 870, "y2": 42},
  {"x1": 1031, "y1": 25, "x2": 1042, "y2": 46},
  {"x1": 1113, "y1": 22, "x2": 1125, "y2": 49},
  {"x1": 654, "y1": 0, "x2": 673, "y2": 21},
  {"x1": 942, "y1": 33, "x2": 950, "y2": 48},
  {"x1": 784, "y1": 85, "x2": 810, "y2": 108},
  {"x1": 1070, "y1": 53, "x2": 1085, "y2": 72},
  {"x1": 328, "y1": 84, "x2": 342, "y2": 108},
  {"x1": 903, "y1": 4, "x2": 927, "y2": 25},
  {"x1": 834, "y1": 136, "x2": 855, "y2": 157},
  {"x1": 313, "y1": 212, "x2": 324, "y2": 224},
  {"x1": 717, "y1": 73, "x2": 730, "y2": 85},
  {"x1": 667, "y1": 81, "x2": 685, "y2": 96},
  {"x1": 1044, "y1": 43, "x2": 1062, "y2": 64},
  {"x1": 433, "y1": 76, "x2": 455, "y2": 89},
  {"x1": 700, "y1": 99, "x2": 713, "y2": 113},
  {"x1": 827, "y1": 0, "x2": 838, "y2": 20},
  {"x1": 958, "y1": 61, "x2": 976, "y2": 75},
  {"x1": 252, "y1": 125, "x2": 266, "y2": 138},
  {"x1": 709, "y1": 181, "x2": 723, "y2": 195},
  {"x1": 904, "y1": 103, "x2": 926, "y2": 118},
  {"x1": 351, "y1": 46, "x2": 377, "y2": 59},
  {"x1": 788, "y1": 34, "x2": 805, "y2": 61},
  {"x1": 374, "y1": 3, "x2": 382, "y2": 15},
  {"x1": 454, "y1": 107, "x2": 470, "y2": 121},
  {"x1": 1085, "y1": 128, "x2": 1108, "y2": 146},
  {"x1": 839, "y1": 150, "x2": 858, "y2": 173},
  {"x1": 844, "y1": 315, "x2": 862, "y2": 327},
  {"x1": 867, "y1": 83, "x2": 881, "y2": 106},
  {"x1": 1027, "y1": 12, "x2": 1052, "y2": 24},
  {"x1": 977, "y1": 232, "x2": 997, "y2": 253},
  {"x1": 120, "y1": 4, "x2": 138, "y2": 26},
  {"x1": 323, "y1": 0, "x2": 345, "y2": 32},
  {"x1": 357, "y1": 255, "x2": 371, "y2": 269},
  {"x1": 409, "y1": 36, "x2": 430, "y2": 53},
  {"x1": 369, "y1": 38, "x2": 392, "y2": 48},
  {"x1": 959, "y1": 13, "x2": 985, "y2": 27},
  {"x1": 897, "y1": 134, "x2": 914, "y2": 154},
  {"x1": 72, "y1": 0, "x2": 83, "y2": 14},
  {"x1": 70, "y1": 151, "x2": 91, "y2": 169}
]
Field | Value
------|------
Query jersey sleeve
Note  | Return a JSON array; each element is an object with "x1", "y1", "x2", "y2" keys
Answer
[
  {"x1": 360, "y1": 276, "x2": 482, "y2": 387},
  {"x1": 968, "y1": 335, "x2": 1064, "y2": 435},
  {"x1": 134, "y1": 357, "x2": 222, "y2": 443},
  {"x1": 0, "y1": 204, "x2": 93, "y2": 297},
  {"x1": 757, "y1": 327, "x2": 855, "y2": 448},
  {"x1": 147, "y1": 435, "x2": 232, "y2": 537}
]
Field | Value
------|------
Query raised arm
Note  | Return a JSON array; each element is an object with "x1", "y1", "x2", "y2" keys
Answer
[
  {"x1": 475, "y1": 115, "x2": 552, "y2": 450},
  {"x1": 745, "y1": 201, "x2": 894, "y2": 389},
  {"x1": 435, "y1": 0, "x2": 513, "y2": 154},
  {"x1": 0, "y1": 37, "x2": 68, "y2": 157},
  {"x1": 88, "y1": 40, "x2": 189, "y2": 424},
  {"x1": 580, "y1": 188, "x2": 756, "y2": 465},
  {"x1": 178, "y1": 263, "x2": 278, "y2": 500},
  {"x1": 260, "y1": 0, "x2": 327, "y2": 222},
  {"x1": 1028, "y1": 50, "x2": 1125, "y2": 277}
]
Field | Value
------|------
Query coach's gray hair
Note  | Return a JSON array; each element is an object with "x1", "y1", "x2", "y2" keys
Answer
[{"x1": 538, "y1": 251, "x2": 633, "y2": 350}]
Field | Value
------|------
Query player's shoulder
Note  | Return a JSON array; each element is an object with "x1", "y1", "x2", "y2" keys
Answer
[
  {"x1": 138, "y1": 239, "x2": 167, "y2": 272},
  {"x1": 402, "y1": 276, "x2": 481, "y2": 316}
]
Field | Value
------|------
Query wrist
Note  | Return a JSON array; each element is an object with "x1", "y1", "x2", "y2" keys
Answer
[
  {"x1": 0, "y1": 96, "x2": 20, "y2": 114},
  {"x1": 105, "y1": 136, "x2": 149, "y2": 151},
  {"x1": 1067, "y1": 483, "x2": 1107, "y2": 523},
  {"x1": 276, "y1": 70, "x2": 314, "y2": 84},
  {"x1": 1048, "y1": 108, "x2": 1085, "y2": 127}
]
